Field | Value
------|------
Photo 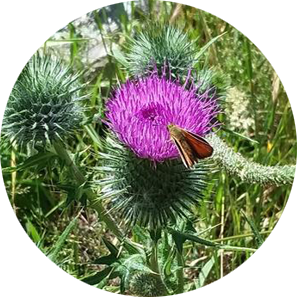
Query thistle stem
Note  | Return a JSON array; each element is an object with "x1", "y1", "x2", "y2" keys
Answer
[
  {"x1": 11, "y1": 147, "x2": 17, "y2": 214},
  {"x1": 150, "y1": 240, "x2": 160, "y2": 274},
  {"x1": 149, "y1": 236, "x2": 170, "y2": 296},
  {"x1": 53, "y1": 141, "x2": 123, "y2": 238},
  {"x1": 176, "y1": 251, "x2": 184, "y2": 294},
  {"x1": 207, "y1": 134, "x2": 295, "y2": 185}
]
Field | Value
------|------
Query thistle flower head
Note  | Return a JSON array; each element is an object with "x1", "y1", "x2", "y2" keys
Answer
[
  {"x1": 106, "y1": 74, "x2": 218, "y2": 163},
  {"x1": 96, "y1": 72, "x2": 218, "y2": 228},
  {"x1": 126, "y1": 24, "x2": 197, "y2": 78},
  {"x1": 2, "y1": 53, "x2": 84, "y2": 147}
]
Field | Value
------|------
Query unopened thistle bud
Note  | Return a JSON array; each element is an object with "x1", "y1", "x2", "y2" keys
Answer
[
  {"x1": 129, "y1": 272, "x2": 167, "y2": 297},
  {"x1": 125, "y1": 24, "x2": 197, "y2": 79},
  {"x1": 2, "y1": 53, "x2": 84, "y2": 147}
]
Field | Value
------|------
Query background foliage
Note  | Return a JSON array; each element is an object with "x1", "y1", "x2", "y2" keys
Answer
[{"x1": 1, "y1": 0, "x2": 296, "y2": 295}]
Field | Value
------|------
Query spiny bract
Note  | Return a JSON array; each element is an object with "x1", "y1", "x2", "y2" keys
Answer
[{"x1": 95, "y1": 136, "x2": 211, "y2": 228}]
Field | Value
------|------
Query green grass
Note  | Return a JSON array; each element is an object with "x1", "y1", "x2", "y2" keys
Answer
[{"x1": 1, "y1": 1, "x2": 296, "y2": 295}]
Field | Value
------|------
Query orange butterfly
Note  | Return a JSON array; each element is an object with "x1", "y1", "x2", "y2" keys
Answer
[{"x1": 167, "y1": 124, "x2": 213, "y2": 168}]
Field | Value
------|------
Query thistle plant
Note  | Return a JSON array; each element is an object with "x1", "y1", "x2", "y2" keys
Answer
[
  {"x1": 2, "y1": 53, "x2": 84, "y2": 148},
  {"x1": 2, "y1": 11, "x2": 296, "y2": 297},
  {"x1": 96, "y1": 72, "x2": 219, "y2": 228},
  {"x1": 1, "y1": 52, "x2": 129, "y2": 245}
]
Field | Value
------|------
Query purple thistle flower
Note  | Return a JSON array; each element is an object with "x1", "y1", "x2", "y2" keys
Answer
[{"x1": 106, "y1": 74, "x2": 219, "y2": 162}]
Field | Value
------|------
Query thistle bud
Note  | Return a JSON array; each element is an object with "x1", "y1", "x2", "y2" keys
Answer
[{"x1": 2, "y1": 53, "x2": 84, "y2": 147}]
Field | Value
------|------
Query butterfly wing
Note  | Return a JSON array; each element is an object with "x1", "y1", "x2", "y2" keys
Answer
[
  {"x1": 168, "y1": 124, "x2": 213, "y2": 168},
  {"x1": 181, "y1": 130, "x2": 213, "y2": 159},
  {"x1": 172, "y1": 138, "x2": 195, "y2": 168}
]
